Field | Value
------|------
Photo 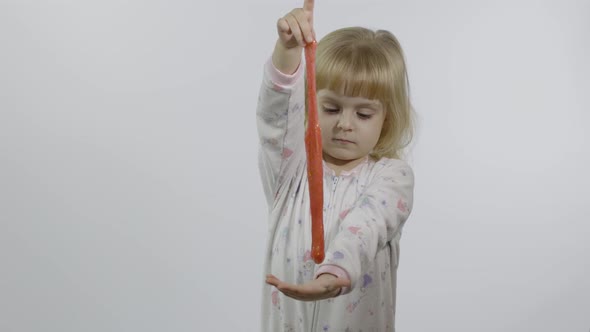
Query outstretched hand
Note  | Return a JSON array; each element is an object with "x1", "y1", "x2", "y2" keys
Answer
[{"x1": 266, "y1": 273, "x2": 351, "y2": 302}]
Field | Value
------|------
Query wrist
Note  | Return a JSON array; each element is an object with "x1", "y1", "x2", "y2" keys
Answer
[
  {"x1": 272, "y1": 39, "x2": 303, "y2": 75},
  {"x1": 316, "y1": 273, "x2": 342, "y2": 297},
  {"x1": 315, "y1": 264, "x2": 351, "y2": 296}
]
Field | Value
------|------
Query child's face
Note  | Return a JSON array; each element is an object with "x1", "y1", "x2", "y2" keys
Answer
[{"x1": 317, "y1": 89, "x2": 386, "y2": 169}]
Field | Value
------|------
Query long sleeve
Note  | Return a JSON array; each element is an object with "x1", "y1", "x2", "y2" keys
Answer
[
  {"x1": 319, "y1": 159, "x2": 415, "y2": 292},
  {"x1": 256, "y1": 57, "x2": 306, "y2": 207}
]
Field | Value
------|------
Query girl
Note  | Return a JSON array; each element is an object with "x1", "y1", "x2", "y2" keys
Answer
[{"x1": 257, "y1": 0, "x2": 414, "y2": 330}]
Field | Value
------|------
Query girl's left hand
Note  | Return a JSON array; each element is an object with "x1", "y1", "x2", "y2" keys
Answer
[{"x1": 265, "y1": 273, "x2": 351, "y2": 301}]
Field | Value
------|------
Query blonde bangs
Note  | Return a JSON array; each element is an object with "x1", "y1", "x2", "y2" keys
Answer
[{"x1": 316, "y1": 42, "x2": 393, "y2": 103}]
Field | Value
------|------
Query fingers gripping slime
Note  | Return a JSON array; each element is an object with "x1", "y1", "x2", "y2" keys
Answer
[{"x1": 304, "y1": 40, "x2": 325, "y2": 264}]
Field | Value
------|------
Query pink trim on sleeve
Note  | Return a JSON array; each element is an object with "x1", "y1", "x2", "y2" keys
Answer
[
  {"x1": 265, "y1": 57, "x2": 304, "y2": 88},
  {"x1": 315, "y1": 264, "x2": 351, "y2": 296}
]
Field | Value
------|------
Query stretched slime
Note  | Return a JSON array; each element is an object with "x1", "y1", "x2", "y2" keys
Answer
[{"x1": 304, "y1": 40, "x2": 325, "y2": 264}]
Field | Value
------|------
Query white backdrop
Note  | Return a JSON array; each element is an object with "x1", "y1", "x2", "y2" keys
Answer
[{"x1": 1, "y1": 0, "x2": 589, "y2": 331}]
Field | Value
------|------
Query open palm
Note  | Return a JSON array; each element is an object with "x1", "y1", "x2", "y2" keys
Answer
[{"x1": 266, "y1": 273, "x2": 351, "y2": 302}]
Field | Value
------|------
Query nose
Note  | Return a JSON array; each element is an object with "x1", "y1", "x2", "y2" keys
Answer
[{"x1": 336, "y1": 111, "x2": 353, "y2": 131}]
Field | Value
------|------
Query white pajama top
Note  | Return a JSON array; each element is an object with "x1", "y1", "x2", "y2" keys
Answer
[{"x1": 257, "y1": 56, "x2": 414, "y2": 332}]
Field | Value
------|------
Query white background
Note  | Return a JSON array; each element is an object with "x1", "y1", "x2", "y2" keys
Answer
[{"x1": 1, "y1": 0, "x2": 589, "y2": 331}]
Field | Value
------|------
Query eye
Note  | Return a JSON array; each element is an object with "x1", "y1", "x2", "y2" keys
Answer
[
  {"x1": 321, "y1": 106, "x2": 340, "y2": 114},
  {"x1": 357, "y1": 113, "x2": 372, "y2": 120}
]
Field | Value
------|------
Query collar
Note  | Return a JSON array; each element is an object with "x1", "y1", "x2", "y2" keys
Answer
[{"x1": 322, "y1": 156, "x2": 370, "y2": 177}]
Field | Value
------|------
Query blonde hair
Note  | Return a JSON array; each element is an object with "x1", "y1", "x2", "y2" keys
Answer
[{"x1": 314, "y1": 27, "x2": 414, "y2": 160}]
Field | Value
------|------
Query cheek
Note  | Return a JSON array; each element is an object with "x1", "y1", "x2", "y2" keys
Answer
[
  {"x1": 318, "y1": 115, "x2": 333, "y2": 132},
  {"x1": 366, "y1": 122, "x2": 385, "y2": 145}
]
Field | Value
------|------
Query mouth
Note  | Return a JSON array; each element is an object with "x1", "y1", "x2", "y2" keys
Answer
[{"x1": 333, "y1": 138, "x2": 354, "y2": 144}]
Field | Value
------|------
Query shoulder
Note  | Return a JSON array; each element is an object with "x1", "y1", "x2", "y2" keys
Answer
[{"x1": 370, "y1": 158, "x2": 414, "y2": 181}]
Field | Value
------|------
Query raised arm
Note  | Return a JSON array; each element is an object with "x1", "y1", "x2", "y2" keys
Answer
[
  {"x1": 256, "y1": 0, "x2": 316, "y2": 206},
  {"x1": 272, "y1": 0, "x2": 315, "y2": 74}
]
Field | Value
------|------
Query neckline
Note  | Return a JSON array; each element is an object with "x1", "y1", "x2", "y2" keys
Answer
[{"x1": 322, "y1": 156, "x2": 370, "y2": 177}]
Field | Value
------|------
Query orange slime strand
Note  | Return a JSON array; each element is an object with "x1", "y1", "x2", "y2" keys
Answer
[{"x1": 304, "y1": 40, "x2": 325, "y2": 264}]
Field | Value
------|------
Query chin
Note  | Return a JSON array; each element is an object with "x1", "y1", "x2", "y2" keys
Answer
[{"x1": 325, "y1": 151, "x2": 360, "y2": 163}]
